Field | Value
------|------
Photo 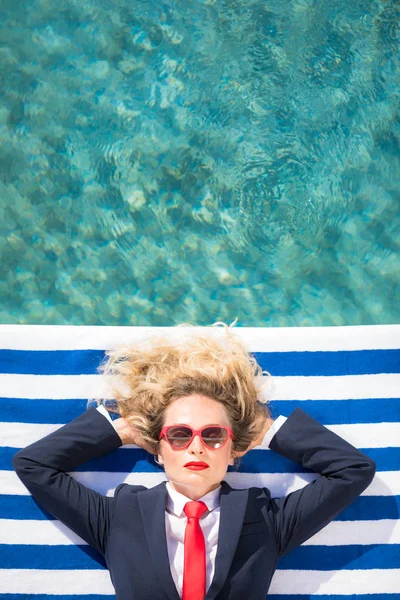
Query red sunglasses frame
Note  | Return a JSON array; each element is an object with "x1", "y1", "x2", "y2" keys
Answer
[{"x1": 159, "y1": 424, "x2": 235, "y2": 450}]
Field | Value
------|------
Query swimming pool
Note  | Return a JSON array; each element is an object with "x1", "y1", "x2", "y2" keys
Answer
[{"x1": 1, "y1": 0, "x2": 399, "y2": 326}]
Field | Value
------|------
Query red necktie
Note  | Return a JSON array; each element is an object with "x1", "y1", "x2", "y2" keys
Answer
[{"x1": 182, "y1": 500, "x2": 208, "y2": 600}]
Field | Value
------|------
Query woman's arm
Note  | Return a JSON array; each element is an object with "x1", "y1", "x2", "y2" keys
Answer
[
  {"x1": 265, "y1": 407, "x2": 377, "y2": 558},
  {"x1": 12, "y1": 407, "x2": 126, "y2": 556},
  {"x1": 112, "y1": 416, "x2": 155, "y2": 453},
  {"x1": 234, "y1": 416, "x2": 276, "y2": 457}
]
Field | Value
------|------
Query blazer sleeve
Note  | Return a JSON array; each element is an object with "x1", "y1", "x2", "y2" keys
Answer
[
  {"x1": 267, "y1": 407, "x2": 377, "y2": 559},
  {"x1": 12, "y1": 407, "x2": 124, "y2": 556}
]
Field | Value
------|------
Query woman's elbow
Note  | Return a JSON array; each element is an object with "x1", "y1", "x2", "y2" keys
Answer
[
  {"x1": 363, "y1": 457, "x2": 377, "y2": 486},
  {"x1": 12, "y1": 451, "x2": 33, "y2": 478}
]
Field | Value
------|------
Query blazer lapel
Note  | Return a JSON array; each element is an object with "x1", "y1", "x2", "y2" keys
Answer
[
  {"x1": 205, "y1": 481, "x2": 249, "y2": 600},
  {"x1": 137, "y1": 482, "x2": 180, "y2": 600}
]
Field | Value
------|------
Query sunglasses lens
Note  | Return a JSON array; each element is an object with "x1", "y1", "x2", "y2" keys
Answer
[
  {"x1": 166, "y1": 426, "x2": 192, "y2": 448},
  {"x1": 201, "y1": 427, "x2": 228, "y2": 448}
]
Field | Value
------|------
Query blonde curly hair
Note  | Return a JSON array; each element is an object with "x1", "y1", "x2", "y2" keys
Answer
[{"x1": 90, "y1": 320, "x2": 272, "y2": 454}]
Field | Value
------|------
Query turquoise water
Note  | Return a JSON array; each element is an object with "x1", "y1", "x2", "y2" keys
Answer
[{"x1": 0, "y1": 0, "x2": 399, "y2": 326}]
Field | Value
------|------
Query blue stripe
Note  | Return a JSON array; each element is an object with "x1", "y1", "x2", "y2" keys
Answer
[
  {"x1": 0, "y1": 350, "x2": 105, "y2": 375},
  {"x1": 2, "y1": 397, "x2": 400, "y2": 425},
  {"x1": 0, "y1": 597, "x2": 116, "y2": 600},
  {"x1": 278, "y1": 544, "x2": 400, "y2": 570},
  {"x1": 0, "y1": 496, "x2": 56, "y2": 520},
  {"x1": 0, "y1": 398, "x2": 89, "y2": 423},
  {"x1": 0, "y1": 348, "x2": 399, "y2": 376},
  {"x1": 237, "y1": 446, "x2": 396, "y2": 473},
  {"x1": 2, "y1": 444, "x2": 394, "y2": 472},
  {"x1": 254, "y1": 349, "x2": 400, "y2": 376},
  {"x1": 3, "y1": 446, "x2": 158, "y2": 473},
  {"x1": 267, "y1": 596, "x2": 400, "y2": 600},
  {"x1": 268, "y1": 398, "x2": 400, "y2": 425},
  {"x1": 1, "y1": 494, "x2": 399, "y2": 522},
  {"x1": 0, "y1": 544, "x2": 107, "y2": 569},
  {"x1": 0, "y1": 543, "x2": 398, "y2": 571},
  {"x1": 335, "y1": 495, "x2": 400, "y2": 521}
]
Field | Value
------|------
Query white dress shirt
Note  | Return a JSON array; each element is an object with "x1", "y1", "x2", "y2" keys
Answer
[{"x1": 96, "y1": 404, "x2": 287, "y2": 596}]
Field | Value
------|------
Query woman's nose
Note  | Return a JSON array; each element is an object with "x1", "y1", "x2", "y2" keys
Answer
[{"x1": 188, "y1": 434, "x2": 204, "y2": 453}]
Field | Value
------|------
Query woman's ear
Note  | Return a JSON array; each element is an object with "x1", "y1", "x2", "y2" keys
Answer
[
  {"x1": 229, "y1": 449, "x2": 237, "y2": 465},
  {"x1": 154, "y1": 452, "x2": 164, "y2": 467},
  {"x1": 157, "y1": 444, "x2": 164, "y2": 466}
]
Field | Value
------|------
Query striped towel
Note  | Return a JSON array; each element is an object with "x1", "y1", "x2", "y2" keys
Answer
[{"x1": 1, "y1": 324, "x2": 399, "y2": 600}]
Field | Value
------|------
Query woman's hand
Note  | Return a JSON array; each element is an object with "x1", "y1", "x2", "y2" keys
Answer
[
  {"x1": 234, "y1": 417, "x2": 275, "y2": 457},
  {"x1": 113, "y1": 417, "x2": 156, "y2": 454}
]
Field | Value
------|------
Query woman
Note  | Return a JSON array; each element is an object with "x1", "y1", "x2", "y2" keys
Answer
[{"x1": 13, "y1": 321, "x2": 376, "y2": 600}]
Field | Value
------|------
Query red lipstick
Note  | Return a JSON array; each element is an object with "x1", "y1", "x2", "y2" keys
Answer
[{"x1": 184, "y1": 461, "x2": 209, "y2": 470}]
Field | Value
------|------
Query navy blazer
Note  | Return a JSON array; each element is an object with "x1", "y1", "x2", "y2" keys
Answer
[{"x1": 13, "y1": 406, "x2": 376, "y2": 600}]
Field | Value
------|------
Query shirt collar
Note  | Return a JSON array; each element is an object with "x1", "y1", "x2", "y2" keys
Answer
[{"x1": 166, "y1": 481, "x2": 221, "y2": 517}]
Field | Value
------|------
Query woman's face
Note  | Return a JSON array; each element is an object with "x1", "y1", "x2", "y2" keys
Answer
[{"x1": 157, "y1": 394, "x2": 235, "y2": 500}]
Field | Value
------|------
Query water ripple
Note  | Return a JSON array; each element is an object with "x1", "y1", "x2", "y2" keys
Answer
[{"x1": 1, "y1": 0, "x2": 399, "y2": 326}]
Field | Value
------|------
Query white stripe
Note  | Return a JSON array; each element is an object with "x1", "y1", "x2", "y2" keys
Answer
[
  {"x1": 3, "y1": 469, "x2": 398, "y2": 497},
  {"x1": 0, "y1": 324, "x2": 399, "y2": 351},
  {"x1": 1, "y1": 470, "x2": 167, "y2": 495},
  {"x1": 262, "y1": 374, "x2": 400, "y2": 401},
  {"x1": 0, "y1": 568, "x2": 114, "y2": 594},
  {"x1": 1, "y1": 422, "x2": 141, "y2": 448},
  {"x1": 0, "y1": 519, "x2": 88, "y2": 545},
  {"x1": 2, "y1": 422, "x2": 63, "y2": 446},
  {"x1": 1, "y1": 517, "x2": 399, "y2": 546},
  {"x1": 306, "y1": 518, "x2": 400, "y2": 545},
  {"x1": 0, "y1": 567, "x2": 398, "y2": 595},
  {"x1": 328, "y1": 421, "x2": 400, "y2": 448},
  {"x1": 234, "y1": 326, "x2": 400, "y2": 352},
  {"x1": 3, "y1": 419, "x2": 399, "y2": 448},
  {"x1": 269, "y1": 568, "x2": 400, "y2": 594},
  {"x1": 1, "y1": 372, "x2": 399, "y2": 400},
  {"x1": 0, "y1": 374, "x2": 102, "y2": 400}
]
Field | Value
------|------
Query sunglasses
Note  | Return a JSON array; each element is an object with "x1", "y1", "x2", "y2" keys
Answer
[{"x1": 159, "y1": 424, "x2": 235, "y2": 450}]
